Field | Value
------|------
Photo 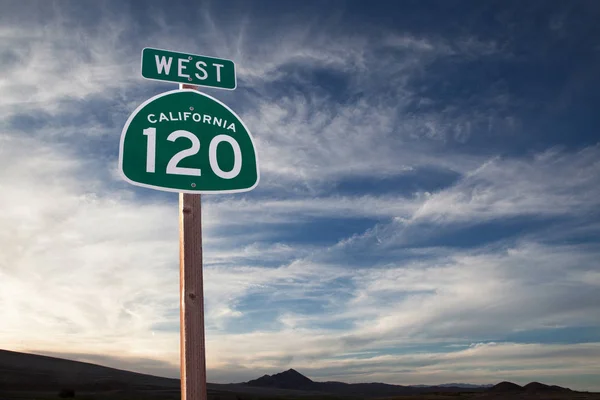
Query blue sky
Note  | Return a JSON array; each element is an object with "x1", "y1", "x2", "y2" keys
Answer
[{"x1": 1, "y1": 0, "x2": 600, "y2": 391}]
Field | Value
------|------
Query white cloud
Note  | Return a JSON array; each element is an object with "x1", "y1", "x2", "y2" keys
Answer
[
  {"x1": 411, "y1": 145, "x2": 600, "y2": 223},
  {"x1": 346, "y1": 241, "x2": 600, "y2": 340},
  {"x1": 195, "y1": 237, "x2": 600, "y2": 390},
  {"x1": 1, "y1": 1, "x2": 599, "y2": 392},
  {"x1": 0, "y1": 24, "x2": 136, "y2": 118},
  {"x1": 0, "y1": 134, "x2": 180, "y2": 364}
]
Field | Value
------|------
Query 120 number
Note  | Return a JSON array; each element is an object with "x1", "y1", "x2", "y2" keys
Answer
[{"x1": 142, "y1": 128, "x2": 242, "y2": 179}]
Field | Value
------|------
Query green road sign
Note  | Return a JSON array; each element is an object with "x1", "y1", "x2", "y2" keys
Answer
[
  {"x1": 118, "y1": 89, "x2": 259, "y2": 194},
  {"x1": 141, "y1": 48, "x2": 236, "y2": 90}
]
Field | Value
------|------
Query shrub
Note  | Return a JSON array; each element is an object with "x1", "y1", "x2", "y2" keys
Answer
[{"x1": 58, "y1": 388, "x2": 75, "y2": 398}]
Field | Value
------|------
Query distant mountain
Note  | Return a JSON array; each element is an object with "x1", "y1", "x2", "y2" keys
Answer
[
  {"x1": 245, "y1": 370, "x2": 582, "y2": 397},
  {"x1": 0, "y1": 350, "x2": 325, "y2": 399},
  {"x1": 245, "y1": 369, "x2": 490, "y2": 396},
  {"x1": 247, "y1": 369, "x2": 314, "y2": 389},
  {"x1": 0, "y1": 349, "x2": 179, "y2": 391},
  {"x1": 524, "y1": 381, "x2": 572, "y2": 393},
  {"x1": 489, "y1": 381, "x2": 572, "y2": 394},
  {"x1": 410, "y1": 383, "x2": 494, "y2": 389},
  {"x1": 489, "y1": 381, "x2": 523, "y2": 392},
  {"x1": 0, "y1": 349, "x2": 582, "y2": 399}
]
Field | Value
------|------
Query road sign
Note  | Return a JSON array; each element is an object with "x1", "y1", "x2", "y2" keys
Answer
[
  {"x1": 118, "y1": 89, "x2": 259, "y2": 193},
  {"x1": 141, "y1": 48, "x2": 236, "y2": 90}
]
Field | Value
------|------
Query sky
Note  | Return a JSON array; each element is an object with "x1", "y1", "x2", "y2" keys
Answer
[{"x1": 1, "y1": 0, "x2": 600, "y2": 392}]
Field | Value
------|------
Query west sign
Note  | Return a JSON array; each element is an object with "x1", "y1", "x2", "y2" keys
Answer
[{"x1": 141, "y1": 48, "x2": 236, "y2": 90}]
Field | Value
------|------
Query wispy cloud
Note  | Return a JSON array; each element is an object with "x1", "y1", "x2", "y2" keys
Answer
[
  {"x1": 411, "y1": 145, "x2": 600, "y2": 223},
  {"x1": 1, "y1": 0, "x2": 599, "y2": 392},
  {"x1": 0, "y1": 134, "x2": 179, "y2": 362}
]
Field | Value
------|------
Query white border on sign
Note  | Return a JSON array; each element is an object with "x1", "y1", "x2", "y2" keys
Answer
[
  {"x1": 117, "y1": 89, "x2": 260, "y2": 194},
  {"x1": 140, "y1": 47, "x2": 238, "y2": 91}
]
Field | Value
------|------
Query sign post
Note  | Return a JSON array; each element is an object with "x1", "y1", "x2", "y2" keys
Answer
[
  {"x1": 178, "y1": 83, "x2": 206, "y2": 400},
  {"x1": 119, "y1": 53, "x2": 258, "y2": 400}
]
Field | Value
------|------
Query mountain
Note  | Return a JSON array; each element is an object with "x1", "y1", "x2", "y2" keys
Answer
[
  {"x1": 247, "y1": 369, "x2": 314, "y2": 389},
  {"x1": 0, "y1": 349, "x2": 584, "y2": 399},
  {"x1": 0, "y1": 349, "x2": 309, "y2": 398},
  {"x1": 0, "y1": 349, "x2": 179, "y2": 391},
  {"x1": 410, "y1": 383, "x2": 494, "y2": 388},
  {"x1": 245, "y1": 370, "x2": 584, "y2": 397},
  {"x1": 489, "y1": 381, "x2": 573, "y2": 394},
  {"x1": 245, "y1": 369, "x2": 490, "y2": 396},
  {"x1": 524, "y1": 381, "x2": 572, "y2": 393},
  {"x1": 489, "y1": 381, "x2": 523, "y2": 392}
]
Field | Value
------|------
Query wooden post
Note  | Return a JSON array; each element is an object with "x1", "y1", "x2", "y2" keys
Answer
[{"x1": 179, "y1": 83, "x2": 207, "y2": 400}]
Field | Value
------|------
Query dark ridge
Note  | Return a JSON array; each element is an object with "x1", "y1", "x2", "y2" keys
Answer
[
  {"x1": 2, "y1": 349, "x2": 583, "y2": 397},
  {"x1": 0, "y1": 349, "x2": 179, "y2": 391},
  {"x1": 489, "y1": 381, "x2": 523, "y2": 392},
  {"x1": 551, "y1": 384, "x2": 573, "y2": 391},
  {"x1": 245, "y1": 370, "x2": 492, "y2": 396},
  {"x1": 246, "y1": 369, "x2": 314, "y2": 389},
  {"x1": 435, "y1": 383, "x2": 494, "y2": 388},
  {"x1": 524, "y1": 381, "x2": 572, "y2": 393}
]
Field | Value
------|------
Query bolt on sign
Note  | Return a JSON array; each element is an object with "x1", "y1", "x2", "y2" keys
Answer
[
  {"x1": 141, "y1": 47, "x2": 236, "y2": 90},
  {"x1": 118, "y1": 89, "x2": 259, "y2": 193}
]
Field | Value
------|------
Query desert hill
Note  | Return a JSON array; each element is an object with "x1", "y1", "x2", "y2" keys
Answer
[
  {"x1": 0, "y1": 348, "x2": 594, "y2": 400},
  {"x1": 489, "y1": 381, "x2": 523, "y2": 392},
  {"x1": 0, "y1": 349, "x2": 179, "y2": 391},
  {"x1": 524, "y1": 381, "x2": 572, "y2": 393},
  {"x1": 247, "y1": 369, "x2": 315, "y2": 389},
  {"x1": 246, "y1": 368, "x2": 492, "y2": 396},
  {"x1": 488, "y1": 380, "x2": 575, "y2": 395},
  {"x1": 245, "y1": 369, "x2": 584, "y2": 397}
]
